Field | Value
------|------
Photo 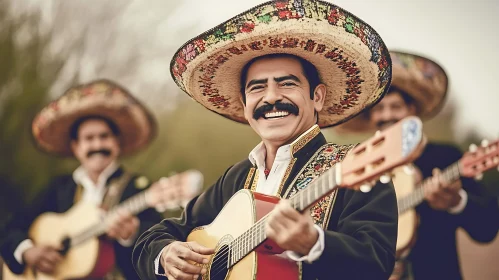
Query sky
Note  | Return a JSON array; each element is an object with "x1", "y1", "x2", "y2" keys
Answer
[{"x1": 11, "y1": 0, "x2": 499, "y2": 139}]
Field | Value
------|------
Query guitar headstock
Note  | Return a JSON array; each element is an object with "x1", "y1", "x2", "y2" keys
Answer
[
  {"x1": 460, "y1": 139, "x2": 499, "y2": 180},
  {"x1": 339, "y1": 116, "x2": 426, "y2": 192},
  {"x1": 145, "y1": 170, "x2": 204, "y2": 212}
]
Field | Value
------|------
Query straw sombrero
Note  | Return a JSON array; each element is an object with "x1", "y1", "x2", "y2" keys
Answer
[
  {"x1": 335, "y1": 50, "x2": 449, "y2": 133},
  {"x1": 170, "y1": 0, "x2": 392, "y2": 128},
  {"x1": 32, "y1": 79, "x2": 157, "y2": 157}
]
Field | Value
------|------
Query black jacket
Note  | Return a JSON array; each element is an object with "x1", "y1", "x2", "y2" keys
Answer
[{"x1": 133, "y1": 132, "x2": 398, "y2": 279}]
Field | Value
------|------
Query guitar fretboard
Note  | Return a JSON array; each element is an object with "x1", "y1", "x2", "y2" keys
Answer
[
  {"x1": 70, "y1": 191, "x2": 150, "y2": 247},
  {"x1": 227, "y1": 165, "x2": 339, "y2": 268},
  {"x1": 397, "y1": 163, "x2": 461, "y2": 214}
]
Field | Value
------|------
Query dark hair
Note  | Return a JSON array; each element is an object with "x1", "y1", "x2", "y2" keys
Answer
[
  {"x1": 239, "y1": 53, "x2": 321, "y2": 104},
  {"x1": 387, "y1": 86, "x2": 415, "y2": 106},
  {"x1": 69, "y1": 115, "x2": 120, "y2": 140}
]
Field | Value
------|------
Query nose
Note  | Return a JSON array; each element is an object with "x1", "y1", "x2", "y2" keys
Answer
[
  {"x1": 262, "y1": 84, "x2": 283, "y2": 105},
  {"x1": 379, "y1": 107, "x2": 393, "y2": 121},
  {"x1": 90, "y1": 136, "x2": 105, "y2": 149}
]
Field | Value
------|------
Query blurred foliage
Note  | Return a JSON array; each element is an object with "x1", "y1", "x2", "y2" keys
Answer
[{"x1": 0, "y1": 0, "x2": 72, "y2": 227}]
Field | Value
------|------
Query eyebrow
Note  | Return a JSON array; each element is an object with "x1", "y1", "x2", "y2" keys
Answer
[
  {"x1": 246, "y1": 74, "x2": 301, "y2": 89},
  {"x1": 246, "y1": 78, "x2": 268, "y2": 89},
  {"x1": 274, "y1": 75, "x2": 301, "y2": 83}
]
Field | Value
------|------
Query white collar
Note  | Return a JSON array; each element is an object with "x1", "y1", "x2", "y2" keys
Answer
[
  {"x1": 72, "y1": 161, "x2": 120, "y2": 190},
  {"x1": 248, "y1": 124, "x2": 319, "y2": 169}
]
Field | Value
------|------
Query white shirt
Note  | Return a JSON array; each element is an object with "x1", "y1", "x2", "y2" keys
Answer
[
  {"x1": 13, "y1": 161, "x2": 138, "y2": 265},
  {"x1": 154, "y1": 125, "x2": 324, "y2": 276},
  {"x1": 448, "y1": 189, "x2": 468, "y2": 214}
]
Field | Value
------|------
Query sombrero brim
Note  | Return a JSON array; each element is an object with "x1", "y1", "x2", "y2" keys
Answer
[
  {"x1": 170, "y1": 0, "x2": 392, "y2": 128},
  {"x1": 391, "y1": 50, "x2": 448, "y2": 119},
  {"x1": 32, "y1": 79, "x2": 157, "y2": 157},
  {"x1": 336, "y1": 50, "x2": 448, "y2": 133}
]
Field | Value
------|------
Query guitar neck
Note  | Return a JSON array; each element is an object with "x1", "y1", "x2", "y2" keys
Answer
[
  {"x1": 398, "y1": 162, "x2": 461, "y2": 214},
  {"x1": 71, "y1": 191, "x2": 150, "y2": 247},
  {"x1": 228, "y1": 165, "x2": 340, "y2": 267}
]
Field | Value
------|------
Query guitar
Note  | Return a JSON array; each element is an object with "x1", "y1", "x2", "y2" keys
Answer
[
  {"x1": 2, "y1": 170, "x2": 203, "y2": 280},
  {"x1": 186, "y1": 116, "x2": 426, "y2": 280},
  {"x1": 395, "y1": 139, "x2": 499, "y2": 255}
]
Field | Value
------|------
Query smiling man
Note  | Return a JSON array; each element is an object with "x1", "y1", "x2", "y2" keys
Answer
[
  {"x1": 0, "y1": 80, "x2": 163, "y2": 279},
  {"x1": 132, "y1": 1, "x2": 399, "y2": 280}
]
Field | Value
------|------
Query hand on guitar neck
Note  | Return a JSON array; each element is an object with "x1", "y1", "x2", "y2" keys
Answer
[
  {"x1": 424, "y1": 168, "x2": 464, "y2": 211},
  {"x1": 265, "y1": 200, "x2": 319, "y2": 256},
  {"x1": 105, "y1": 208, "x2": 140, "y2": 241}
]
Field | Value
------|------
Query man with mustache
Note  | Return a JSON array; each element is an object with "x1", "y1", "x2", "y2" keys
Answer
[
  {"x1": 1, "y1": 80, "x2": 166, "y2": 279},
  {"x1": 338, "y1": 51, "x2": 498, "y2": 280},
  {"x1": 132, "y1": 1, "x2": 399, "y2": 279}
]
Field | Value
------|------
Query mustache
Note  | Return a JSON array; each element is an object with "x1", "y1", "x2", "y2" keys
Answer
[
  {"x1": 87, "y1": 149, "x2": 112, "y2": 158},
  {"x1": 253, "y1": 101, "x2": 299, "y2": 120},
  {"x1": 376, "y1": 120, "x2": 398, "y2": 129}
]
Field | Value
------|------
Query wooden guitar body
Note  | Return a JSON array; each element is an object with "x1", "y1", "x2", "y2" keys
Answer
[
  {"x1": 393, "y1": 165, "x2": 418, "y2": 256},
  {"x1": 3, "y1": 202, "x2": 114, "y2": 280},
  {"x1": 187, "y1": 190, "x2": 299, "y2": 280}
]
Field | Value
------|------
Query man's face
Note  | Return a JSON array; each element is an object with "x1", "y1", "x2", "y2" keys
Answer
[
  {"x1": 71, "y1": 119, "x2": 120, "y2": 175},
  {"x1": 369, "y1": 91, "x2": 416, "y2": 130},
  {"x1": 242, "y1": 56, "x2": 326, "y2": 146}
]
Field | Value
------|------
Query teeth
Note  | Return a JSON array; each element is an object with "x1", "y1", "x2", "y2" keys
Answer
[{"x1": 264, "y1": 111, "x2": 290, "y2": 118}]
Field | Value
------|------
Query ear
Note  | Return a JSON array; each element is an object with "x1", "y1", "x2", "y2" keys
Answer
[
  {"x1": 240, "y1": 95, "x2": 250, "y2": 121},
  {"x1": 408, "y1": 103, "x2": 417, "y2": 115},
  {"x1": 70, "y1": 140, "x2": 78, "y2": 156},
  {"x1": 312, "y1": 84, "x2": 327, "y2": 112}
]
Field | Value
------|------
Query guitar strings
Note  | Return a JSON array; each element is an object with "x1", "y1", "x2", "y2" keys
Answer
[
  {"x1": 209, "y1": 173, "x2": 335, "y2": 278},
  {"x1": 210, "y1": 182, "x2": 315, "y2": 277},
  {"x1": 210, "y1": 170, "x2": 335, "y2": 277},
  {"x1": 68, "y1": 192, "x2": 149, "y2": 246},
  {"x1": 208, "y1": 215, "x2": 269, "y2": 278},
  {"x1": 398, "y1": 163, "x2": 460, "y2": 214}
]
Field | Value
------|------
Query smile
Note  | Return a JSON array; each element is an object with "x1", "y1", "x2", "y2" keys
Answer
[{"x1": 263, "y1": 111, "x2": 290, "y2": 119}]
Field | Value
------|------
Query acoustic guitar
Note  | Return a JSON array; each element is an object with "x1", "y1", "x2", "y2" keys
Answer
[
  {"x1": 395, "y1": 139, "x2": 499, "y2": 255},
  {"x1": 186, "y1": 116, "x2": 426, "y2": 280},
  {"x1": 2, "y1": 170, "x2": 203, "y2": 280}
]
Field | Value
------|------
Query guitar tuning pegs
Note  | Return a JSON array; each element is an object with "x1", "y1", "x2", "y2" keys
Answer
[
  {"x1": 475, "y1": 173, "x2": 483, "y2": 181},
  {"x1": 469, "y1": 143, "x2": 478, "y2": 153},
  {"x1": 360, "y1": 183, "x2": 372, "y2": 193},
  {"x1": 379, "y1": 174, "x2": 391, "y2": 184},
  {"x1": 481, "y1": 139, "x2": 489, "y2": 148}
]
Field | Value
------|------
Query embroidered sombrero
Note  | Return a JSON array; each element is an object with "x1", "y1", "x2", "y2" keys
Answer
[
  {"x1": 170, "y1": 0, "x2": 392, "y2": 128},
  {"x1": 335, "y1": 50, "x2": 449, "y2": 133},
  {"x1": 32, "y1": 79, "x2": 157, "y2": 157}
]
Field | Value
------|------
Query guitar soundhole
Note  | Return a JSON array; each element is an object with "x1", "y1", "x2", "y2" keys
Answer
[
  {"x1": 59, "y1": 236, "x2": 71, "y2": 255},
  {"x1": 209, "y1": 244, "x2": 229, "y2": 280}
]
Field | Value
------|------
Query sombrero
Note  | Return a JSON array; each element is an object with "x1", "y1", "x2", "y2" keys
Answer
[
  {"x1": 170, "y1": 0, "x2": 392, "y2": 128},
  {"x1": 335, "y1": 50, "x2": 449, "y2": 133},
  {"x1": 32, "y1": 79, "x2": 157, "y2": 157}
]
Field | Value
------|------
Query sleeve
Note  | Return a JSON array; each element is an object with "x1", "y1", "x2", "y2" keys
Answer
[
  {"x1": 0, "y1": 179, "x2": 61, "y2": 274},
  {"x1": 285, "y1": 224, "x2": 325, "y2": 263},
  {"x1": 442, "y1": 145, "x2": 499, "y2": 243},
  {"x1": 304, "y1": 180, "x2": 398, "y2": 280},
  {"x1": 454, "y1": 177, "x2": 499, "y2": 243},
  {"x1": 132, "y1": 166, "x2": 234, "y2": 280},
  {"x1": 113, "y1": 175, "x2": 166, "y2": 279}
]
